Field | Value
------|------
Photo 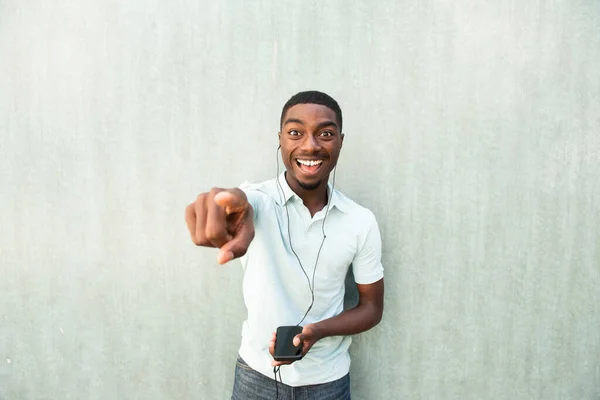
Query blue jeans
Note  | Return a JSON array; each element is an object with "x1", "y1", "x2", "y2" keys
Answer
[{"x1": 232, "y1": 356, "x2": 351, "y2": 400}]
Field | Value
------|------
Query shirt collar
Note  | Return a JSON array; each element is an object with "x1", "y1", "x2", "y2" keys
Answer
[{"x1": 275, "y1": 172, "x2": 346, "y2": 213}]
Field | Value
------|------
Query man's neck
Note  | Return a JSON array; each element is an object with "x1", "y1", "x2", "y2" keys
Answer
[{"x1": 284, "y1": 172, "x2": 329, "y2": 217}]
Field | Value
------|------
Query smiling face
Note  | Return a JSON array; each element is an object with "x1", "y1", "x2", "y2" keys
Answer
[{"x1": 279, "y1": 103, "x2": 344, "y2": 192}]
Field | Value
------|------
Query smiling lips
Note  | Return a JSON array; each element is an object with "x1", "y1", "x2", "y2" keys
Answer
[{"x1": 296, "y1": 158, "x2": 324, "y2": 174}]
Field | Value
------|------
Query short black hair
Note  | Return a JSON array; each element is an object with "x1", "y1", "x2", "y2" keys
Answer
[{"x1": 280, "y1": 90, "x2": 343, "y2": 131}]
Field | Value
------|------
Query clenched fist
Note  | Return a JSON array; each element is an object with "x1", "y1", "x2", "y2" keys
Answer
[{"x1": 185, "y1": 188, "x2": 255, "y2": 264}]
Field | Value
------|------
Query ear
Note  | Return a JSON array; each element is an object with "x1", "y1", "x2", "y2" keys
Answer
[
  {"x1": 278, "y1": 132, "x2": 282, "y2": 148},
  {"x1": 340, "y1": 133, "x2": 345, "y2": 147}
]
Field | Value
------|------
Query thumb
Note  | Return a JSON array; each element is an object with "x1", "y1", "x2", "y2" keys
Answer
[
  {"x1": 217, "y1": 222, "x2": 254, "y2": 264},
  {"x1": 293, "y1": 334, "x2": 305, "y2": 347}
]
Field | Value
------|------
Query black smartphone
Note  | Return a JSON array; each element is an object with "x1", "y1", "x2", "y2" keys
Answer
[{"x1": 274, "y1": 325, "x2": 303, "y2": 361}]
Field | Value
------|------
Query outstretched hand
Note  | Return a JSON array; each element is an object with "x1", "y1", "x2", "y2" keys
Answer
[
  {"x1": 185, "y1": 188, "x2": 255, "y2": 264},
  {"x1": 269, "y1": 324, "x2": 323, "y2": 367}
]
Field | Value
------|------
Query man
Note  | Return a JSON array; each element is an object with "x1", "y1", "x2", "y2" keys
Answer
[{"x1": 185, "y1": 91, "x2": 384, "y2": 399}]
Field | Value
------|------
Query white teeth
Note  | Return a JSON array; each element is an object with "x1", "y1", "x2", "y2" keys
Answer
[{"x1": 297, "y1": 159, "x2": 323, "y2": 166}]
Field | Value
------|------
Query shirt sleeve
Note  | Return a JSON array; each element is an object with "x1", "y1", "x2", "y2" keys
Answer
[
  {"x1": 351, "y1": 210, "x2": 385, "y2": 285},
  {"x1": 238, "y1": 181, "x2": 264, "y2": 221}
]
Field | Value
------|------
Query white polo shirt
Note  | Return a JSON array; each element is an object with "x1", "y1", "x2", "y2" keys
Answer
[{"x1": 237, "y1": 173, "x2": 384, "y2": 387}]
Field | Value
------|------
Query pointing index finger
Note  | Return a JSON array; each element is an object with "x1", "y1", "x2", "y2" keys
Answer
[{"x1": 213, "y1": 189, "x2": 248, "y2": 214}]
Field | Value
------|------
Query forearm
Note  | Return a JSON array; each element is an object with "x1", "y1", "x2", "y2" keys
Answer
[{"x1": 314, "y1": 302, "x2": 383, "y2": 339}]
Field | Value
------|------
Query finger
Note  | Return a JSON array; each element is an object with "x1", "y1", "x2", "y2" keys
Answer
[
  {"x1": 217, "y1": 217, "x2": 254, "y2": 264},
  {"x1": 301, "y1": 341, "x2": 312, "y2": 355},
  {"x1": 269, "y1": 332, "x2": 276, "y2": 357},
  {"x1": 185, "y1": 203, "x2": 198, "y2": 244},
  {"x1": 194, "y1": 195, "x2": 210, "y2": 246},
  {"x1": 272, "y1": 360, "x2": 293, "y2": 367},
  {"x1": 217, "y1": 249, "x2": 235, "y2": 265},
  {"x1": 213, "y1": 189, "x2": 248, "y2": 215},
  {"x1": 205, "y1": 190, "x2": 232, "y2": 248}
]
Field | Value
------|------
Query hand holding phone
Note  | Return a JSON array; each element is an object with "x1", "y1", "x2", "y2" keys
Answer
[{"x1": 269, "y1": 323, "x2": 323, "y2": 367}]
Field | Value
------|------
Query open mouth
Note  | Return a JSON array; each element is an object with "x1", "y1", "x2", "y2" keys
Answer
[{"x1": 295, "y1": 158, "x2": 324, "y2": 174}]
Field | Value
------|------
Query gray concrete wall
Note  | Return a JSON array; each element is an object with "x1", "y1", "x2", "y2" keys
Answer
[{"x1": 1, "y1": 1, "x2": 599, "y2": 399}]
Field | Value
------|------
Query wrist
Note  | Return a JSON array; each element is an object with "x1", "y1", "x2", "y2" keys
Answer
[{"x1": 308, "y1": 322, "x2": 327, "y2": 341}]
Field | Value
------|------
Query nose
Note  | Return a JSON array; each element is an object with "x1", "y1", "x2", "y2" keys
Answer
[{"x1": 300, "y1": 134, "x2": 322, "y2": 153}]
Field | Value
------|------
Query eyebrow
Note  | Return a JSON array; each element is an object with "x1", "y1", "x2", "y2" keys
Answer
[{"x1": 283, "y1": 118, "x2": 338, "y2": 130}]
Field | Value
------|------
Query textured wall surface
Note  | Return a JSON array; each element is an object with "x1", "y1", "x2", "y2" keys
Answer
[{"x1": 1, "y1": 1, "x2": 599, "y2": 399}]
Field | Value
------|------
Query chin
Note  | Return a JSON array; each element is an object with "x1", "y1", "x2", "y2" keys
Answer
[
  {"x1": 297, "y1": 179, "x2": 322, "y2": 190},
  {"x1": 289, "y1": 171, "x2": 322, "y2": 190}
]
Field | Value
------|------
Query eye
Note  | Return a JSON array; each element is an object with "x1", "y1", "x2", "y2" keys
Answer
[
  {"x1": 320, "y1": 130, "x2": 334, "y2": 137},
  {"x1": 288, "y1": 129, "x2": 301, "y2": 136}
]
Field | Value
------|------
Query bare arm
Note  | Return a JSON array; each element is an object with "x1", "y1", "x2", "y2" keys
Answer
[
  {"x1": 269, "y1": 278, "x2": 384, "y2": 366},
  {"x1": 314, "y1": 278, "x2": 384, "y2": 338}
]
